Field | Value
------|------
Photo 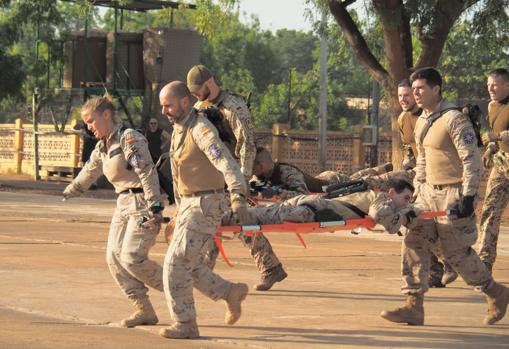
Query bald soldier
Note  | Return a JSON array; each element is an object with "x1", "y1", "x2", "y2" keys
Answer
[
  {"x1": 158, "y1": 81, "x2": 249, "y2": 339},
  {"x1": 478, "y1": 68, "x2": 509, "y2": 273},
  {"x1": 187, "y1": 65, "x2": 287, "y2": 292},
  {"x1": 397, "y1": 79, "x2": 457, "y2": 288},
  {"x1": 381, "y1": 67, "x2": 509, "y2": 327}
]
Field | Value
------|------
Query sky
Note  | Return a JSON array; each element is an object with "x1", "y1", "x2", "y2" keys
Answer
[{"x1": 236, "y1": 0, "x2": 314, "y2": 32}]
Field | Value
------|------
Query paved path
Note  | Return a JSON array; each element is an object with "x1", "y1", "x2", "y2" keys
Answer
[{"x1": 0, "y1": 190, "x2": 507, "y2": 349}]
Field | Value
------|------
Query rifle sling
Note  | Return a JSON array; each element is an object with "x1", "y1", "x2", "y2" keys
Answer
[{"x1": 336, "y1": 201, "x2": 368, "y2": 218}]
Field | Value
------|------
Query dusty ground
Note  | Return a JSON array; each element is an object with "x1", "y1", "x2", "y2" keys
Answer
[{"x1": 0, "y1": 177, "x2": 508, "y2": 349}]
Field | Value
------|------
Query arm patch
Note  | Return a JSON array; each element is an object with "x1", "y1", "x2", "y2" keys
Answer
[{"x1": 208, "y1": 144, "x2": 222, "y2": 160}]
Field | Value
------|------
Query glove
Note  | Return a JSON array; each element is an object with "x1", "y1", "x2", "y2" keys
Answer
[
  {"x1": 261, "y1": 186, "x2": 281, "y2": 199},
  {"x1": 164, "y1": 217, "x2": 176, "y2": 244},
  {"x1": 457, "y1": 195, "x2": 475, "y2": 218},
  {"x1": 141, "y1": 212, "x2": 163, "y2": 231},
  {"x1": 482, "y1": 143, "x2": 497, "y2": 168},
  {"x1": 231, "y1": 198, "x2": 250, "y2": 225},
  {"x1": 141, "y1": 202, "x2": 164, "y2": 230},
  {"x1": 482, "y1": 132, "x2": 499, "y2": 145},
  {"x1": 403, "y1": 209, "x2": 417, "y2": 228}
]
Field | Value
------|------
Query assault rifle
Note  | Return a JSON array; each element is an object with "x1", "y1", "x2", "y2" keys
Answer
[{"x1": 323, "y1": 179, "x2": 368, "y2": 199}]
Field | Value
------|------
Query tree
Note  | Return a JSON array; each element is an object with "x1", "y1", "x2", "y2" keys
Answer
[{"x1": 321, "y1": 0, "x2": 509, "y2": 167}]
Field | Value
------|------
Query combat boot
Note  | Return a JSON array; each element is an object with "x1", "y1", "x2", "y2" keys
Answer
[
  {"x1": 441, "y1": 263, "x2": 458, "y2": 286},
  {"x1": 159, "y1": 319, "x2": 199, "y2": 339},
  {"x1": 224, "y1": 282, "x2": 249, "y2": 325},
  {"x1": 482, "y1": 260, "x2": 493, "y2": 274},
  {"x1": 380, "y1": 294, "x2": 424, "y2": 325},
  {"x1": 120, "y1": 294, "x2": 158, "y2": 328},
  {"x1": 255, "y1": 264, "x2": 288, "y2": 291},
  {"x1": 428, "y1": 276, "x2": 445, "y2": 288},
  {"x1": 483, "y1": 281, "x2": 509, "y2": 325}
]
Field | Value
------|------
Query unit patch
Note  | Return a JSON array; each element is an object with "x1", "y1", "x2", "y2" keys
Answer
[
  {"x1": 208, "y1": 144, "x2": 222, "y2": 160},
  {"x1": 461, "y1": 130, "x2": 475, "y2": 145}
]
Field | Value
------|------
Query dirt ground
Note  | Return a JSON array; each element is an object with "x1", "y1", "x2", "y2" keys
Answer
[{"x1": 0, "y1": 179, "x2": 508, "y2": 349}]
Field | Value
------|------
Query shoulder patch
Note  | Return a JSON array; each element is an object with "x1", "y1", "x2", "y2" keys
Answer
[
  {"x1": 123, "y1": 129, "x2": 145, "y2": 144},
  {"x1": 208, "y1": 144, "x2": 222, "y2": 160},
  {"x1": 461, "y1": 129, "x2": 475, "y2": 144}
]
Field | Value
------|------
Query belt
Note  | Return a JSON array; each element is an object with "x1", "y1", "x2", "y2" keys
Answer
[
  {"x1": 183, "y1": 188, "x2": 225, "y2": 197},
  {"x1": 119, "y1": 187, "x2": 144, "y2": 195},
  {"x1": 432, "y1": 183, "x2": 461, "y2": 190}
]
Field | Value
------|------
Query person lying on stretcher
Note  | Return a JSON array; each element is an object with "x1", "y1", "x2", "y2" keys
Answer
[{"x1": 222, "y1": 178, "x2": 418, "y2": 235}]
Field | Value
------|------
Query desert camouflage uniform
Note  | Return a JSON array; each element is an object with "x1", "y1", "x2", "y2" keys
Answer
[
  {"x1": 478, "y1": 97, "x2": 509, "y2": 270},
  {"x1": 64, "y1": 124, "x2": 164, "y2": 297},
  {"x1": 195, "y1": 91, "x2": 282, "y2": 275},
  {"x1": 165, "y1": 108, "x2": 247, "y2": 323},
  {"x1": 225, "y1": 191, "x2": 410, "y2": 235},
  {"x1": 195, "y1": 90, "x2": 256, "y2": 179},
  {"x1": 397, "y1": 109, "x2": 420, "y2": 169},
  {"x1": 403, "y1": 100, "x2": 491, "y2": 295}
]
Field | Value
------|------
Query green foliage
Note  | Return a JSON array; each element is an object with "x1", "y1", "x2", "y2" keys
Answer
[{"x1": 440, "y1": 17, "x2": 509, "y2": 103}]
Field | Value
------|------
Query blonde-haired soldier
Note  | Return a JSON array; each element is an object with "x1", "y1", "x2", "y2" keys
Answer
[{"x1": 63, "y1": 94, "x2": 165, "y2": 328}]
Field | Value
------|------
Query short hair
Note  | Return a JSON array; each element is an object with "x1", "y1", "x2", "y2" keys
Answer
[
  {"x1": 387, "y1": 178, "x2": 414, "y2": 194},
  {"x1": 410, "y1": 67, "x2": 442, "y2": 90},
  {"x1": 81, "y1": 93, "x2": 119, "y2": 123},
  {"x1": 488, "y1": 68, "x2": 509, "y2": 82},
  {"x1": 169, "y1": 81, "x2": 192, "y2": 100},
  {"x1": 254, "y1": 147, "x2": 273, "y2": 167},
  {"x1": 398, "y1": 79, "x2": 412, "y2": 88}
]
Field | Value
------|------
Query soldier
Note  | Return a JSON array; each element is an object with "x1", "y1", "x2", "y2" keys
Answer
[
  {"x1": 158, "y1": 81, "x2": 250, "y2": 339},
  {"x1": 62, "y1": 95, "x2": 165, "y2": 328},
  {"x1": 397, "y1": 79, "x2": 422, "y2": 170},
  {"x1": 252, "y1": 147, "x2": 392, "y2": 200},
  {"x1": 381, "y1": 67, "x2": 509, "y2": 326},
  {"x1": 223, "y1": 178, "x2": 417, "y2": 236},
  {"x1": 397, "y1": 79, "x2": 457, "y2": 288},
  {"x1": 186, "y1": 65, "x2": 287, "y2": 292},
  {"x1": 478, "y1": 68, "x2": 509, "y2": 273},
  {"x1": 187, "y1": 64, "x2": 256, "y2": 178}
]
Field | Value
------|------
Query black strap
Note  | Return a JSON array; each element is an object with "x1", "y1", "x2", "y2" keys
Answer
[
  {"x1": 336, "y1": 201, "x2": 368, "y2": 218},
  {"x1": 119, "y1": 187, "x2": 144, "y2": 195}
]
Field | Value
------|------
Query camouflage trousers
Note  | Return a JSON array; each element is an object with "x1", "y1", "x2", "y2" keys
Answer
[
  {"x1": 106, "y1": 192, "x2": 163, "y2": 298},
  {"x1": 315, "y1": 170, "x2": 350, "y2": 186},
  {"x1": 205, "y1": 197, "x2": 284, "y2": 274},
  {"x1": 402, "y1": 183, "x2": 492, "y2": 295},
  {"x1": 478, "y1": 153, "x2": 509, "y2": 267},
  {"x1": 163, "y1": 194, "x2": 233, "y2": 323}
]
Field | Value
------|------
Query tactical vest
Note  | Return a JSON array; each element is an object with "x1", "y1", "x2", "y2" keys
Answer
[
  {"x1": 173, "y1": 115, "x2": 224, "y2": 196},
  {"x1": 398, "y1": 110, "x2": 420, "y2": 157},
  {"x1": 100, "y1": 128, "x2": 143, "y2": 193},
  {"x1": 415, "y1": 108, "x2": 464, "y2": 185},
  {"x1": 488, "y1": 98, "x2": 509, "y2": 153},
  {"x1": 271, "y1": 162, "x2": 329, "y2": 192}
]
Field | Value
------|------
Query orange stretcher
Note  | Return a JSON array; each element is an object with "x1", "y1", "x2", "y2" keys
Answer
[{"x1": 214, "y1": 210, "x2": 448, "y2": 267}]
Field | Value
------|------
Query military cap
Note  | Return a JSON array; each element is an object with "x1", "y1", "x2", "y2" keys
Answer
[{"x1": 187, "y1": 65, "x2": 213, "y2": 93}]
